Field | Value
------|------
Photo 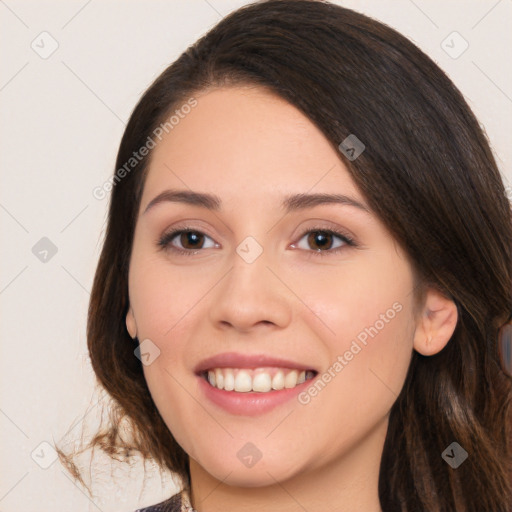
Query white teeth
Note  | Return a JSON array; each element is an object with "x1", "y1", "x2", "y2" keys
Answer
[
  {"x1": 284, "y1": 369, "x2": 298, "y2": 388},
  {"x1": 234, "y1": 370, "x2": 252, "y2": 392},
  {"x1": 215, "y1": 368, "x2": 224, "y2": 389},
  {"x1": 204, "y1": 367, "x2": 315, "y2": 393},
  {"x1": 271, "y1": 371, "x2": 285, "y2": 390},
  {"x1": 252, "y1": 372, "x2": 272, "y2": 392},
  {"x1": 224, "y1": 369, "x2": 235, "y2": 391}
]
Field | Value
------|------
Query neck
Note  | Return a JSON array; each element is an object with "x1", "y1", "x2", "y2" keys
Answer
[{"x1": 188, "y1": 416, "x2": 387, "y2": 512}]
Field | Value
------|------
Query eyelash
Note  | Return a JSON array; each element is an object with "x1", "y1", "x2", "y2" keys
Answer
[{"x1": 157, "y1": 225, "x2": 357, "y2": 258}]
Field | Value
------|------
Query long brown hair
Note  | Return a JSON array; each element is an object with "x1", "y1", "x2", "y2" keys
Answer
[{"x1": 56, "y1": 1, "x2": 512, "y2": 509}]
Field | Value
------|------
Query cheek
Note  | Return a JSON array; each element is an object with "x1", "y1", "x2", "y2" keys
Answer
[
  {"x1": 303, "y1": 254, "x2": 415, "y2": 387},
  {"x1": 300, "y1": 256, "x2": 411, "y2": 341},
  {"x1": 129, "y1": 253, "x2": 205, "y2": 339},
  {"x1": 296, "y1": 304, "x2": 413, "y2": 448},
  {"x1": 129, "y1": 253, "x2": 207, "y2": 387}
]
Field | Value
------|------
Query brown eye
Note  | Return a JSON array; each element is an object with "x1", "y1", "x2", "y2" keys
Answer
[
  {"x1": 177, "y1": 231, "x2": 205, "y2": 250},
  {"x1": 293, "y1": 228, "x2": 354, "y2": 256},
  {"x1": 306, "y1": 231, "x2": 335, "y2": 251},
  {"x1": 158, "y1": 226, "x2": 355, "y2": 257},
  {"x1": 158, "y1": 229, "x2": 216, "y2": 254}
]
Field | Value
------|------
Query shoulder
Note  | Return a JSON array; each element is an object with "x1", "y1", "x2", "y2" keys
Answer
[{"x1": 134, "y1": 490, "x2": 183, "y2": 512}]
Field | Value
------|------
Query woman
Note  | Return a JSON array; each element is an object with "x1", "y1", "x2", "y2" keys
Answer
[{"x1": 57, "y1": 0, "x2": 512, "y2": 510}]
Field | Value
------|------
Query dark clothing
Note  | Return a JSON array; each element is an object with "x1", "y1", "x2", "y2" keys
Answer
[{"x1": 135, "y1": 489, "x2": 197, "y2": 512}]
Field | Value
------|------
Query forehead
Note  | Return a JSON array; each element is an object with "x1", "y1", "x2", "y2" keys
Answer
[{"x1": 142, "y1": 86, "x2": 361, "y2": 207}]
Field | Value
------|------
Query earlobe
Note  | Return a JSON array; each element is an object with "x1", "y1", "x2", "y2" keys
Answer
[
  {"x1": 126, "y1": 306, "x2": 138, "y2": 339},
  {"x1": 413, "y1": 287, "x2": 458, "y2": 356}
]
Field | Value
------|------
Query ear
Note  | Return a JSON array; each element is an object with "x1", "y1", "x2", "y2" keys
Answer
[
  {"x1": 126, "y1": 306, "x2": 138, "y2": 339},
  {"x1": 413, "y1": 287, "x2": 458, "y2": 356}
]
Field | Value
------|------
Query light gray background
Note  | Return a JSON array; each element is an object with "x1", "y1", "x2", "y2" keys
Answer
[{"x1": 1, "y1": 1, "x2": 511, "y2": 511}]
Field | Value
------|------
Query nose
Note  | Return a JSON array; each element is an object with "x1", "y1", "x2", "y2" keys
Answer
[{"x1": 207, "y1": 247, "x2": 293, "y2": 333}]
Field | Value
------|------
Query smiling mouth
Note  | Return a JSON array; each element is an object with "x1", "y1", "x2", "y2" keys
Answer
[{"x1": 200, "y1": 367, "x2": 318, "y2": 393}]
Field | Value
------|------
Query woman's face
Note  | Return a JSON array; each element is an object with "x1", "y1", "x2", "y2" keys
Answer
[{"x1": 127, "y1": 85, "x2": 419, "y2": 487}]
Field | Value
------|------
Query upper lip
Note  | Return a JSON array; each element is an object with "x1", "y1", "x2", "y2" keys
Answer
[{"x1": 194, "y1": 352, "x2": 318, "y2": 375}]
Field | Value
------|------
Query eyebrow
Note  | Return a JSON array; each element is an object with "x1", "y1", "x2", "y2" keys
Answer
[{"x1": 143, "y1": 189, "x2": 371, "y2": 215}]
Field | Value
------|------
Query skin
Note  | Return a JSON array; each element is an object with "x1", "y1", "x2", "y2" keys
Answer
[{"x1": 126, "y1": 85, "x2": 458, "y2": 512}]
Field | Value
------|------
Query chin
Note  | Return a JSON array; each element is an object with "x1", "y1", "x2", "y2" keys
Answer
[{"x1": 201, "y1": 456, "x2": 302, "y2": 488}]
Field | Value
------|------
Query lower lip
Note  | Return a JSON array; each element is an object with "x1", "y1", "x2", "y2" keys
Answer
[{"x1": 197, "y1": 374, "x2": 316, "y2": 416}]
